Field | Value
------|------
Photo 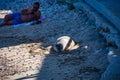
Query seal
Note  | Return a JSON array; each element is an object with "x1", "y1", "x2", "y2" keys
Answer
[{"x1": 53, "y1": 36, "x2": 79, "y2": 52}]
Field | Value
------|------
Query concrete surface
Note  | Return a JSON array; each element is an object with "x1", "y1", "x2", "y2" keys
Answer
[{"x1": 85, "y1": 0, "x2": 120, "y2": 31}]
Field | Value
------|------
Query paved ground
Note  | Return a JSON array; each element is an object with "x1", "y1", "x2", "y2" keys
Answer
[
  {"x1": 99, "y1": 0, "x2": 120, "y2": 18},
  {"x1": 85, "y1": 0, "x2": 120, "y2": 31}
]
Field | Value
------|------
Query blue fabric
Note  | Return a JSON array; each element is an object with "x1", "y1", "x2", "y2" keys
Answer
[{"x1": 10, "y1": 13, "x2": 23, "y2": 25}]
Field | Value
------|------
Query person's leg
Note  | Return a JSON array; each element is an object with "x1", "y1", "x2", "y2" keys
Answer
[
  {"x1": 4, "y1": 16, "x2": 22, "y2": 26},
  {"x1": 0, "y1": 13, "x2": 13, "y2": 27},
  {"x1": 0, "y1": 14, "x2": 12, "y2": 27},
  {"x1": 4, "y1": 13, "x2": 20, "y2": 22},
  {"x1": 0, "y1": 13, "x2": 20, "y2": 27},
  {"x1": 0, "y1": 20, "x2": 13, "y2": 27},
  {"x1": 4, "y1": 14, "x2": 13, "y2": 22},
  {"x1": 6, "y1": 21, "x2": 14, "y2": 25}
]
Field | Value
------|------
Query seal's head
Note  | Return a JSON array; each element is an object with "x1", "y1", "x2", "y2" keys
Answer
[
  {"x1": 53, "y1": 36, "x2": 79, "y2": 52},
  {"x1": 53, "y1": 44, "x2": 63, "y2": 52}
]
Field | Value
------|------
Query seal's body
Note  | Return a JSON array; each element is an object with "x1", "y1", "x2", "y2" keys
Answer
[{"x1": 53, "y1": 36, "x2": 78, "y2": 52}]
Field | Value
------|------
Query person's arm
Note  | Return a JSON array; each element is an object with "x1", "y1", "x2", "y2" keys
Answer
[
  {"x1": 21, "y1": 9, "x2": 28, "y2": 15},
  {"x1": 34, "y1": 10, "x2": 41, "y2": 20},
  {"x1": 21, "y1": 7, "x2": 33, "y2": 15}
]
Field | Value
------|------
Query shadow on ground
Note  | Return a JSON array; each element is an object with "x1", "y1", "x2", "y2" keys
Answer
[{"x1": 15, "y1": 45, "x2": 87, "y2": 80}]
